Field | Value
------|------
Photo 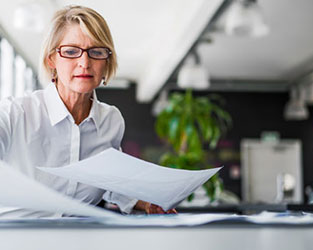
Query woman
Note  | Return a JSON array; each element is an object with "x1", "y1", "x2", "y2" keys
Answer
[{"x1": 0, "y1": 5, "x2": 175, "y2": 217}]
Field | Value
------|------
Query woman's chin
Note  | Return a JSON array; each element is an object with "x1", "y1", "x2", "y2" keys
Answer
[{"x1": 71, "y1": 82, "x2": 99, "y2": 94}]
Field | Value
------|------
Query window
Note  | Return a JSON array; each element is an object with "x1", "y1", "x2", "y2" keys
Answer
[
  {"x1": 0, "y1": 39, "x2": 14, "y2": 99},
  {"x1": 0, "y1": 36, "x2": 37, "y2": 100},
  {"x1": 14, "y1": 55, "x2": 26, "y2": 97}
]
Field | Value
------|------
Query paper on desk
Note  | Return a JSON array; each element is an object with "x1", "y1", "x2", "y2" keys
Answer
[
  {"x1": 0, "y1": 161, "x2": 121, "y2": 219},
  {"x1": 39, "y1": 148, "x2": 222, "y2": 211},
  {"x1": 243, "y1": 211, "x2": 313, "y2": 225}
]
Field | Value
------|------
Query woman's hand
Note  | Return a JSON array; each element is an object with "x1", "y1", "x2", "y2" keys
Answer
[{"x1": 135, "y1": 200, "x2": 177, "y2": 214}]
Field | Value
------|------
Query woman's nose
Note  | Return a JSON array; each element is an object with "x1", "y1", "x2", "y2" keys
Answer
[{"x1": 78, "y1": 51, "x2": 90, "y2": 68}]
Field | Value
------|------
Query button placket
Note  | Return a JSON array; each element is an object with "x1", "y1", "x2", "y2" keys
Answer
[{"x1": 65, "y1": 122, "x2": 80, "y2": 197}]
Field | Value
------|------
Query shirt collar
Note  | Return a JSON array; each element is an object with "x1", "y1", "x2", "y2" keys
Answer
[
  {"x1": 44, "y1": 84, "x2": 104, "y2": 131},
  {"x1": 44, "y1": 83, "x2": 70, "y2": 126},
  {"x1": 88, "y1": 90, "x2": 102, "y2": 133}
]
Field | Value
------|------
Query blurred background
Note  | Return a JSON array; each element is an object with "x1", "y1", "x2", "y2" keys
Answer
[{"x1": 1, "y1": 0, "x2": 313, "y2": 209}]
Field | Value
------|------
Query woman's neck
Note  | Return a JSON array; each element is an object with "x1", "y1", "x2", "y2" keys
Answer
[{"x1": 56, "y1": 83, "x2": 93, "y2": 125}]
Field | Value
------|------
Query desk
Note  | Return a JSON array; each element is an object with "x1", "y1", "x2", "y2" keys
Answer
[{"x1": 0, "y1": 220, "x2": 312, "y2": 250}]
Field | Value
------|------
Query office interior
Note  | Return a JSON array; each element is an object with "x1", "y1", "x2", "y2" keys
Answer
[{"x1": 1, "y1": 0, "x2": 313, "y2": 249}]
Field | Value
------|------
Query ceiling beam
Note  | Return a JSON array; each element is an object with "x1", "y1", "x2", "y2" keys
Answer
[{"x1": 136, "y1": 0, "x2": 232, "y2": 103}]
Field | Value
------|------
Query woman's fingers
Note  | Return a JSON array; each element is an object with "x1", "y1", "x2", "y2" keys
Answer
[
  {"x1": 166, "y1": 208, "x2": 177, "y2": 214},
  {"x1": 147, "y1": 204, "x2": 177, "y2": 214},
  {"x1": 142, "y1": 201, "x2": 178, "y2": 214}
]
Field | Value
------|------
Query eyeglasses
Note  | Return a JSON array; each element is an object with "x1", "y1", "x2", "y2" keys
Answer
[{"x1": 56, "y1": 45, "x2": 112, "y2": 60}]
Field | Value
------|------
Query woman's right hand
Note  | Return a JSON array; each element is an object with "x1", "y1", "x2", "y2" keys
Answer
[{"x1": 135, "y1": 200, "x2": 177, "y2": 214}]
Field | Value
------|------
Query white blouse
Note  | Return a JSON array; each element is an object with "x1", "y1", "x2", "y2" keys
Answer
[{"x1": 0, "y1": 83, "x2": 137, "y2": 218}]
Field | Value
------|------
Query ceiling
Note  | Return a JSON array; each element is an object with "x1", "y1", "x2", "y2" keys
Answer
[{"x1": 1, "y1": 0, "x2": 313, "y2": 102}]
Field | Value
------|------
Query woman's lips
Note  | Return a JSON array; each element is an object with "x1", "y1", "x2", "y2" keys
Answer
[{"x1": 75, "y1": 74, "x2": 93, "y2": 79}]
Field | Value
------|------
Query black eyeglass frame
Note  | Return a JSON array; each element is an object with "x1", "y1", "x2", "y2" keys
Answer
[{"x1": 56, "y1": 45, "x2": 112, "y2": 60}]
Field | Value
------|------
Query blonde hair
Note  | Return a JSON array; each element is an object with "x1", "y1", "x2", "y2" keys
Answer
[{"x1": 39, "y1": 5, "x2": 117, "y2": 84}]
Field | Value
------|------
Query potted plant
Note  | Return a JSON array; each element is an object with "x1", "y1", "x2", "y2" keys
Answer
[{"x1": 155, "y1": 89, "x2": 232, "y2": 202}]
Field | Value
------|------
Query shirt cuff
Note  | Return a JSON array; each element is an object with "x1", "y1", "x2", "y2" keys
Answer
[{"x1": 102, "y1": 191, "x2": 138, "y2": 214}]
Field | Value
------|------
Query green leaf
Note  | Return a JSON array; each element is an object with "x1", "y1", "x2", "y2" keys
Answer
[
  {"x1": 187, "y1": 127, "x2": 202, "y2": 154},
  {"x1": 187, "y1": 193, "x2": 195, "y2": 202},
  {"x1": 169, "y1": 117, "x2": 179, "y2": 142},
  {"x1": 209, "y1": 125, "x2": 221, "y2": 149}
]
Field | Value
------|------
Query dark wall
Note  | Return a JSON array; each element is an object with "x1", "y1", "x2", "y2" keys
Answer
[
  {"x1": 96, "y1": 85, "x2": 160, "y2": 150},
  {"x1": 96, "y1": 86, "x2": 313, "y2": 200}
]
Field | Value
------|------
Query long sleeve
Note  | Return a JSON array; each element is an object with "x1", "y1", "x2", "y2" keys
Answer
[
  {"x1": 100, "y1": 107, "x2": 138, "y2": 214},
  {"x1": 102, "y1": 191, "x2": 138, "y2": 214}
]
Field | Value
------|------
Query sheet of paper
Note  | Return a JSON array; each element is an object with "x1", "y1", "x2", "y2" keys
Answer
[
  {"x1": 243, "y1": 211, "x2": 313, "y2": 225},
  {"x1": 0, "y1": 213, "x2": 239, "y2": 227},
  {"x1": 108, "y1": 213, "x2": 238, "y2": 226},
  {"x1": 0, "y1": 161, "x2": 121, "y2": 219},
  {"x1": 38, "y1": 148, "x2": 222, "y2": 211}
]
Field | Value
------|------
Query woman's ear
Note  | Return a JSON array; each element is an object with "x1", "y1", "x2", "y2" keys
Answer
[{"x1": 46, "y1": 54, "x2": 56, "y2": 69}]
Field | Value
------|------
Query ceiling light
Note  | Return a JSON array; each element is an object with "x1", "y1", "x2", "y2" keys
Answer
[
  {"x1": 177, "y1": 54, "x2": 210, "y2": 90},
  {"x1": 225, "y1": 0, "x2": 269, "y2": 37},
  {"x1": 284, "y1": 87, "x2": 309, "y2": 120}
]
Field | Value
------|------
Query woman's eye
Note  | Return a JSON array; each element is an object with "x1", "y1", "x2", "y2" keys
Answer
[
  {"x1": 90, "y1": 50, "x2": 103, "y2": 56},
  {"x1": 64, "y1": 49, "x2": 78, "y2": 55}
]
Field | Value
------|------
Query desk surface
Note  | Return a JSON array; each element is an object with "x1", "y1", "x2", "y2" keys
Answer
[{"x1": 0, "y1": 218, "x2": 313, "y2": 250}]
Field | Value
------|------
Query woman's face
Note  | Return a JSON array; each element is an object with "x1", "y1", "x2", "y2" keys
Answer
[{"x1": 49, "y1": 24, "x2": 107, "y2": 95}]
